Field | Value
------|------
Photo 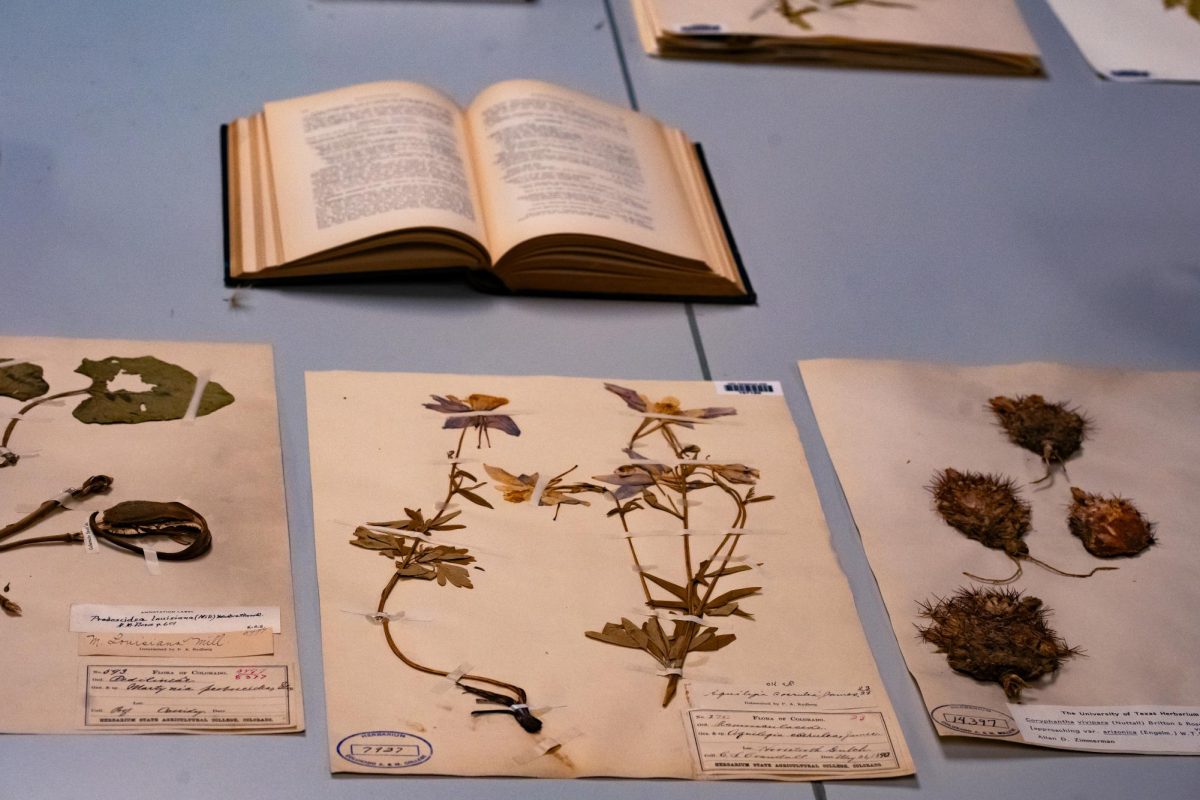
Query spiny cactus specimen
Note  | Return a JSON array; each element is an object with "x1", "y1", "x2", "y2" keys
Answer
[
  {"x1": 988, "y1": 395, "x2": 1088, "y2": 484},
  {"x1": 930, "y1": 468, "x2": 1114, "y2": 584},
  {"x1": 1068, "y1": 487, "x2": 1155, "y2": 558},
  {"x1": 918, "y1": 587, "x2": 1079, "y2": 702}
]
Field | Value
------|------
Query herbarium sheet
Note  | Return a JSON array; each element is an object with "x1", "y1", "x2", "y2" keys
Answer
[
  {"x1": 0, "y1": 336, "x2": 302, "y2": 733},
  {"x1": 306, "y1": 372, "x2": 913, "y2": 779},
  {"x1": 800, "y1": 359, "x2": 1200, "y2": 754},
  {"x1": 1046, "y1": 0, "x2": 1200, "y2": 83}
]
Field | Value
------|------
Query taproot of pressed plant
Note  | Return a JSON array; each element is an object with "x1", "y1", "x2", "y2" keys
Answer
[
  {"x1": 585, "y1": 384, "x2": 773, "y2": 707},
  {"x1": 775, "y1": 0, "x2": 915, "y2": 31},
  {"x1": 348, "y1": 393, "x2": 541, "y2": 733},
  {"x1": 1, "y1": 477, "x2": 213, "y2": 615},
  {"x1": 0, "y1": 355, "x2": 234, "y2": 469},
  {"x1": 929, "y1": 467, "x2": 1115, "y2": 585}
]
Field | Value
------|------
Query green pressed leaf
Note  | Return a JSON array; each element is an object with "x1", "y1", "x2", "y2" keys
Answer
[
  {"x1": 72, "y1": 356, "x2": 234, "y2": 424},
  {"x1": 0, "y1": 361, "x2": 49, "y2": 401}
]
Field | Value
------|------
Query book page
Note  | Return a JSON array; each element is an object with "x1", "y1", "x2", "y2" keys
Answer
[
  {"x1": 262, "y1": 81, "x2": 488, "y2": 262},
  {"x1": 465, "y1": 80, "x2": 707, "y2": 263}
]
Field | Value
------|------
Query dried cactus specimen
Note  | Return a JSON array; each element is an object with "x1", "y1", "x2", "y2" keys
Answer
[
  {"x1": 1068, "y1": 487, "x2": 1155, "y2": 558},
  {"x1": 988, "y1": 394, "x2": 1088, "y2": 483},
  {"x1": 918, "y1": 587, "x2": 1079, "y2": 701},
  {"x1": 930, "y1": 468, "x2": 1113, "y2": 584},
  {"x1": 931, "y1": 468, "x2": 1031, "y2": 559}
]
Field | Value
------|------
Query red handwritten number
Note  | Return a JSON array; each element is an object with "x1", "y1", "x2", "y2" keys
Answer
[{"x1": 234, "y1": 668, "x2": 267, "y2": 681}]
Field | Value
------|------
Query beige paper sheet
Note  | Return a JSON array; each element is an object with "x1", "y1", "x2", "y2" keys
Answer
[
  {"x1": 1047, "y1": 0, "x2": 1200, "y2": 83},
  {"x1": 0, "y1": 336, "x2": 302, "y2": 733},
  {"x1": 306, "y1": 372, "x2": 912, "y2": 779},
  {"x1": 638, "y1": 0, "x2": 1040, "y2": 57},
  {"x1": 800, "y1": 359, "x2": 1200, "y2": 752}
]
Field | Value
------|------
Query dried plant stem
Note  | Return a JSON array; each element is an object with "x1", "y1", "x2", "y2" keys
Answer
[
  {"x1": 661, "y1": 532, "x2": 743, "y2": 706},
  {"x1": 0, "y1": 475, "x2": 113, "y2": 544},
  {"x1": 1, "y1": 388, "x2": 90, "y2": 453},
  {"x1": 375, "y1": 568, "x2": 532, "y2": 711},
  {"x1": 0, "y1": 531, "x2": 82, "y2": 553}
]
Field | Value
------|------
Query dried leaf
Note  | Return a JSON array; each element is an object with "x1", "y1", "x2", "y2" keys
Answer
[
  {"x1": 585, "y1": 624, "x2": 641, "y2": 649},
  {"x1": 704, "y1": 586, "x2": 761, "y2": 611},
  {"x1": 705, "y1": 564, "x2": 752, "y2": 579},
  {"x1": 646, "y1": 599, "x2": 689, "y2": 611},
  {"x1": 457, "y1": 489, "x2": 494, "y2": 509},
  {"x1": 0, "y1": 361, "x2": 49, "y2": 401},
  {"x1": 436, "y1": 562, "x2": 474, "y2": 589},
  {"x1": 642, "y1": 572, "x2": 690, "y2": 602},
  {"x1": 746, "y1": 495, "x2": 775, "y2": 504},
  {"x1": 72, "y1": 356, "x2": 234, "y2": 424},
  {"x1": 644, "y1": 616, "x2": 669, "y2": 659},
  {"x1": 641, "y1": 490, "x2": 671, "y2": 514},
  {"x1": 691, "y1": 632, "x2": 736, "y2": 653}
]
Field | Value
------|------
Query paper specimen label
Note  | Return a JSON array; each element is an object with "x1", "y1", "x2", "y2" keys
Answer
[
  {"x1": 70, "y1": 605, "x2": 282, "y2": 633},
  {"x1": 83, "y1": 664, "x2": 293, "y2": 729},
  {"x1": 78, "y1": 628, "x2": 274, "y2": 657},
  {"x1": 1010, "y1": 705, "x2": 1200, "y2": 753},
  {"x1": 685, "y1": 709, "x2": 901, "y2": 775}
]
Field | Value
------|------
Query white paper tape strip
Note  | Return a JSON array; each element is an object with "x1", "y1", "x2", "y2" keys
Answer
[
  {"x1": 142, "y1": 547, "x2": 161, "y2": 575},
  {"x1": 181, "y1": 369, "x2": 211, "y2": 423},
  {"x1": 81, "y1": 520, "x2": 100, "y2": 555},
  {"x1": 529, "y1": 473, "x2": 549, "y2": 508}
]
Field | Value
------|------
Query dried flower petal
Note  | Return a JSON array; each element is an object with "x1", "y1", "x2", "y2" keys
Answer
[
  {"x1": 918, "y1": 587, "x2": 1079, "y2": 701},
  {"x1": 1068, "y1": 487, "x2": 1155, "y2": 558}
]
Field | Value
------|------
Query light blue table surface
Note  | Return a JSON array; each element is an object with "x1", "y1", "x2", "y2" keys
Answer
[{"x1": 2, "y1": 1, "x2": 1197, "y2": 798}]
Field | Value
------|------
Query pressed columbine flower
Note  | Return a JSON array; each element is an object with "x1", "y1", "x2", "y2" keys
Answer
[
  {"x1": 604, "y1": 383, "x2": 735, "y2": 426},
  {"x1": 485, "y1": 465, "x2": 600, "y2": 509},
  {"x1": 423, "y1": 393, "x2": 520, "y2": 442},
  {"x1": 708, "y1": 464, "x2": 760, "y2": 484},
  {"x1": 592, "y1": 463, "x2": 674, "y2": 500}
]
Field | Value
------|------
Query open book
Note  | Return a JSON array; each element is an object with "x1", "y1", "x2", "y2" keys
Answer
[
  {"x1": 632, "y1": 0, "x2": 1043, "y2": 76},
  {"x1": 224, "y1": 80, "x2": 752, "y2": 302}
]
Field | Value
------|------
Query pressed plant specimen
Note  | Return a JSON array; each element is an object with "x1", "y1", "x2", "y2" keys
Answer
[
  {"x1": 484, "y1": 464, "x2": 605, "y2": 519},
  {"x1": 930, "y1": 468, "x2": 1114, "y2": 584},
  {"x1": 775, "y1": 0, "x2": 915, "y2": 31},
  {"x1": 1067, "y1": 487, "x2": 1155, "y2": 558},
  {"x1": 1, "y1": 477, "x2": 211, "y2": 615},
  {"x1": 918, "y1": 587, "x2": 1079, "y2": 702},
  {"x1": 1164, "y1": 0, "x2": 1200, "y2": 24},
  {"x1": 988, "y1": 394, "x2": 1088, "y2": 484},
  {"x1": 585, "y1": 384, "x2": 772, "y2": 707},
  {"x1": 348, "y1": 393, "x2": 542, "y2": 733},
  {"x1": 0, "y1": 355, "x2": 234, "y2": 469}
]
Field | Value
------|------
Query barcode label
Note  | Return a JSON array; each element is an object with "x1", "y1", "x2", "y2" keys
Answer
[{"x1": 715, "y1": 381, "x2": 782, "y2": 396}]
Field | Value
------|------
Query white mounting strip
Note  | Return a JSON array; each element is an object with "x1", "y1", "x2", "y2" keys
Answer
[
  {"x1": 143, "y1": 547, "x2": 161, "y2": 576},
  {"x1": 181, "y1": 369, "x2": 211, "y2": 423},
  {"x1": 433, "y1": 662, "x2": 474, "y2": 694},
  {"x1": 81, "y1": 520, "x2": 100, "y2": 554},
  {"x1": 529, "y1": 473, "x2": 549, "y2": 507},
  {"x1": 340, "y1": 609, "x2": 433, "y2": 623},
  {"x1": 512, "y1": 727, "x2": 584, "y2": 765}
]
